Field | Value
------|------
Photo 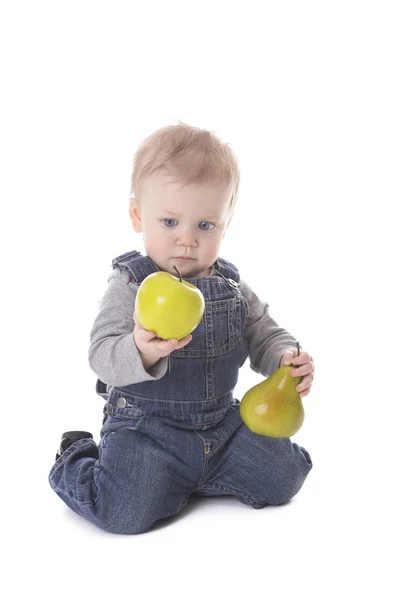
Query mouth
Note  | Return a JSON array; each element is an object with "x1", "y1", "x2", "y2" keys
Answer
[{"x1": 174, "y1": 256, "x2": 195, "y2": 261}]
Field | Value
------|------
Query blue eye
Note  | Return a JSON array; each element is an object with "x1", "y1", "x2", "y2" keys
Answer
[
  {"x1": 161, "y1": 219, "x2": 216, "y2": 231},
  {"x1": 162, "y1": 218, "x2": 177, "y2": 228},
  {"x1": 199, "y1": 222, "x2": 215, "y2": 231}
]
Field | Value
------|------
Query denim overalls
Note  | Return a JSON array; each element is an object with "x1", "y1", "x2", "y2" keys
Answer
[{"x1": 49, "y1": 251, "x2": 312, "y2": 534}]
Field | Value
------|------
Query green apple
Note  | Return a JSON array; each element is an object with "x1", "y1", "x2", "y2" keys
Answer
[{"x1": 135, "y1": 265, "x2": 205, "y2": 340}]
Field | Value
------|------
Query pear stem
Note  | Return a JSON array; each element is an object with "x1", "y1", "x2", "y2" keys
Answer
[{"x1": 173, "y1": 265, "x2": 183, "y2": 282}]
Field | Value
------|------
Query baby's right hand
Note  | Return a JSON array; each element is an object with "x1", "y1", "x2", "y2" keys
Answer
[{"x1": 133, "y1": 312, "x2": 193, "y2": 359}]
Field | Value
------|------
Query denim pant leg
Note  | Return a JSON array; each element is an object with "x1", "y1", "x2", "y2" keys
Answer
[
  {"x1": 49, "y1": 437, "x2": 100, "y2": 523},
  {"x1": 49, "y1": 415, "x2": 204, "y2": 534},
  {"x1": 194, "y1": 405, "x2": 313, "y2": 507}
]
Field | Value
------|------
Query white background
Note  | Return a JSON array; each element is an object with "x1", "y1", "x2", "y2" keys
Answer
[{"x1": 1, "y1": 1, "x2": 399, "y2": 598}]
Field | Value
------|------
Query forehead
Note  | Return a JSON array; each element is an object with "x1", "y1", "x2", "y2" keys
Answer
[{"x1": 142, "y1": 173, "x2": 233, "y2": 215}]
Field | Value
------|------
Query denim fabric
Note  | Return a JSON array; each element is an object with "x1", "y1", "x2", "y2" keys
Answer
[{"x1": 49, "y1": 251, "x2": 312, "y2": 534}]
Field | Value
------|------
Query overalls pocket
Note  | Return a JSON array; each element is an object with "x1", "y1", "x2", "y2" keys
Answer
[{"x1": 172, "y1": 295, "x2": 244, "y2": 358}]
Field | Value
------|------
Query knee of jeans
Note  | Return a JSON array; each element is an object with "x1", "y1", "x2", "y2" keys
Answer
[
  {"x1": 265, "y1": 480, "x2": 302, "y2": 506},
  {"x1": 263, "y1": 448, "x2": 313, "y2": 506},
  {"x1": 101, "y1": 520, "x2": 153, "y2": 535},
  {"x1": 95, "y1": 507, "x2": 154, "y2": 535},
  {"x1": 93, "y1": 488, "x2": 156, "y2": 535}
]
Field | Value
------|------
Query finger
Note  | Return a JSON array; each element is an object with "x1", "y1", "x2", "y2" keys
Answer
[
  {"x1": 299, "y1": 387, "x2": 311, "y2": 398},
  {"x1": 292, "y1": 351, "x2": 312, "y2": 365},
  {"x1": 153, "y1": 334, "x2": 192, "y2": 349},
  {"x1": 142, "y1": 329, "x2": 156, "y2": 341},
  {"x1": 173, "y1": 335, "x2": 192, "y2": 347},
  {"x1": 291, "y1": 363, "x2": 314, "y2": 378},
  {"x1": 133, "y1": 312, "x2": 143, "y2": 330},
  {"x1": 134, "y1": 313, "x2": 157, "y2": 339},
  {"x1": 296, "y1": 374, "x2": 313, "y2": 392},
  {"x1": 281, "y1": 351, "x2": 295, "y2": 366}
]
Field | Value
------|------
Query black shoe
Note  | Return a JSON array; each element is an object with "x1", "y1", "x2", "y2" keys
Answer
[{"x1": 55, "y1": 431, "x2": 93, "y2": 460}]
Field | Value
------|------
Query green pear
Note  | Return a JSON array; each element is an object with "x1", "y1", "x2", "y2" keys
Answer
[
  {"x1": 135, "y1": 265, "x2": 205, "y2": 340},
  {"x1": 240, "y1": 352, "x2": 304, "y2": 438}
]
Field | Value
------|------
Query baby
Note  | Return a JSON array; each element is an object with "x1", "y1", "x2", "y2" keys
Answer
[{"x1": 49, "y1": 122, "x2": 314, "y2": 534}]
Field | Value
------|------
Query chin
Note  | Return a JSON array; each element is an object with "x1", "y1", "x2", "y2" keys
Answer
[{"x1": 175, "y1": 265, "x2": 203, "y2": 278}]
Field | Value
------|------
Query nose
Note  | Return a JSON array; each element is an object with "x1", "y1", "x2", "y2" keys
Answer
[{"x1": 177, "y1": 227, "x2": 198, "y2": 247}]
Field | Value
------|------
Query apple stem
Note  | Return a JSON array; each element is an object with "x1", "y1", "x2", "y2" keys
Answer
[
  {"x1": 173, "y1": 265, "x2": 183, "y2": 282},
  {"x1": 297, "y1": 341, "x2": 300, "y2": 356}
]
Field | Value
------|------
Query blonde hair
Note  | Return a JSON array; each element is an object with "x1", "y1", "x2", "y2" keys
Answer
[{"x1": 130, "y1": 121, "x2": 240, "y2": 217}]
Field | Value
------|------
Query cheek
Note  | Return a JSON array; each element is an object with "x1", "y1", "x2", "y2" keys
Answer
[
  {"x1": 146, "y1": 228, "x2": 172, "y2": 251},
  {"x1": 203, "y1": 238, "x2": 220, "y2": 258}
]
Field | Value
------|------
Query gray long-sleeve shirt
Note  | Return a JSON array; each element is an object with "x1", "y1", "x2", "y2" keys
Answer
[{"x1": 88, "y1": 267, "x2": 298, "y2": 388}]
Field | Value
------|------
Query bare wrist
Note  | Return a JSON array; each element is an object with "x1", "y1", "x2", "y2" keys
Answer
[{"x1": 140, "y1": 351, "x2": 160, "y2": 371}]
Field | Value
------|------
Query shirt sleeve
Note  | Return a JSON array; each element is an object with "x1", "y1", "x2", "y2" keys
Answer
[
  {"x1": 88, "y1": 268, "x2": 169, "y2": 386},
  {"x1": 240, "y1": 278, "x2": 299, "y2": 377}
]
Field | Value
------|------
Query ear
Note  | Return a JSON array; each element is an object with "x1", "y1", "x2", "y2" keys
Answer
[{"x1": 129, "y1": 198, "x2": 142, "y2": 233}]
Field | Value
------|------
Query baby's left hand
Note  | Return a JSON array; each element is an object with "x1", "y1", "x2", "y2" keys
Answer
[{"x1": 280, "y1": 348, "x2": 315, "y2": 398}]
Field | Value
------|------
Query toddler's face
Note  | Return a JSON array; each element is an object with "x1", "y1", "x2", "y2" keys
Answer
[{"x1": 130, "y1": 172, "x2": 233, "y2": 278}]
